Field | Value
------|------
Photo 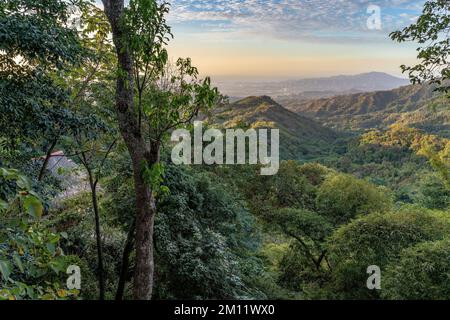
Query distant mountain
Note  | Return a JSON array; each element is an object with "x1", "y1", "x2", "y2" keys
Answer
[
  {"x1": 214, "y1": 72, "x2": 409, "y2": 99},
  {"x1": 206, "y1": 96, "x2": 339, "y2": 160},
  {"x1": 280, "y1": 83, "x2": 450, "y2": 135}
]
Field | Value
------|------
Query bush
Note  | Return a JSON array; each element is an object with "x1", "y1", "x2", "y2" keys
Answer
[{"x1": 0, "y1": 168, "x2": 78, "y2": 300}]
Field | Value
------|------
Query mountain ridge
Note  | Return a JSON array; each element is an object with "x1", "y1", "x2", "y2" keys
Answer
[{"x1": 279, "y1": 83, "x2": 450, "y2": 135}]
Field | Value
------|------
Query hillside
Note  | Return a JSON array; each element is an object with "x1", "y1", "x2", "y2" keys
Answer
[
  {"x1": 281, "y1": 83, "x2": 450, "y2": 135},
  {"x1": 206, "y1": 96, "x2": 339, "y2": 160}
]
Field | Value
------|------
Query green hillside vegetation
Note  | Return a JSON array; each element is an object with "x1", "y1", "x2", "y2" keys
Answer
[
  {"x1": 200, "y1": 159, "x2": 449, "y2": 299},
  {"x1": 321, "y1": 122, "x2": 449, "y2": 205},
  {"x1": 277, "y1": 81, "x2": 450, "y2": 204},
  {"x1": 281, "y1": 83, "x2": 450, "y2": 135},
  {"x1": 215, "y1": 94, "x2": 448, "y2": 207},
  {"x1": 206, "y1": 96, "x2": 339, "y2": 160}
]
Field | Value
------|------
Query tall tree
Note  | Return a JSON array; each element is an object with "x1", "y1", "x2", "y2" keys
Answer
[
  {"x1": 101, "y1": 0, "x2": 220, "y2": 299},
  {"x1": 101, "y1": 0, "x2": 155, "y2": 299},
  {"x1": 58, "y1": 1, "x2": 117, "y2": 300},
  {"x1": 0, "y1": 0, "x2": 84, "y2": 157}
]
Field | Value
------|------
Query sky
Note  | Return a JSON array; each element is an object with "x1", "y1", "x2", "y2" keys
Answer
[{"x1": 97, "y1": 0, "x2": 427, "y2": 81}]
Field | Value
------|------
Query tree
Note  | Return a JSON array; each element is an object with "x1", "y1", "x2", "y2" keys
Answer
[
  {"x1": 390, "y1": 0, "x2": 450, "y2": 94},
  {"x1": 327, "y1": 206, "x2": 450, "y2": 299},
  {"x1": 101, "y1": 160, "x2": 264, "y2": 299},
  {"x1": 277, "y1": 242, "x2": 331, "y2": 295},
  {"x1": 316, "y1": 173, "x2": 392, "y2": 225},
  {"x1": 268, "y1": 208, "x2": 333, "y2": 273},
  {"x1": 416, "y1": 173, "x2": 449, "y2": 210},
  {"x1": 101, "y1": 0, "x2": 220, "y2": 299},
  {"x1": 72, "y1": 136, "x2": 117, "y2": 300},
  {"x1": 0, "y1": 0, "x2": 85, "y2": 159},
  {"x1": 101, "y1": 0, "x2": 169, "y2": 299},
  {"x1": 60, "y1": 2, "x2": 118, "y2": 299},
  {"x1": 256, "y1": 168, "x2": 391, "y2": 293},
  {"x1": 153, "y1": 165, "x2": 258, "y2": 299},
  {"x1": 382, "y1": 239, "x2": 450, "y2": 300},
  {"x1": 240, "y1": 161, "x2": 327, "y2": 218}
]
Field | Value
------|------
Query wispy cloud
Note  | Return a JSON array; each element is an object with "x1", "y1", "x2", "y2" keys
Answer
[{"x1": 168, "y1": 0, "x2": 425, "y2": 42}]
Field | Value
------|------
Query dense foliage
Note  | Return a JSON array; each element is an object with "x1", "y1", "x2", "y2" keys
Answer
[{"x1": 1, "y1": 0, "x2": 449, "y2": 301}]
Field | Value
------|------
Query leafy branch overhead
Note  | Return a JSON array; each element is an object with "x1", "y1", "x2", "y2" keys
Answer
[{"x1": 390, "y1": 0, "x2": 450, "y2": 94}]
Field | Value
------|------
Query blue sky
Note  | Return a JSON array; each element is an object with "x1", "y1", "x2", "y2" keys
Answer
[
  {"x1": 97, "y1": 1, "x2": 427, "y2": 80},
  {"x1": 168, "y1": 0, "x2": 423, "y2": 41}
]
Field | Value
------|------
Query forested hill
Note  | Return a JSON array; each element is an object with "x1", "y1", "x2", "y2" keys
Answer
[
  {"x1": 206, "y1": 96, "x2": 339, "y2": 160},
  {"x1": 280, "y1": 83, "x2": 450, "y2": 135}
]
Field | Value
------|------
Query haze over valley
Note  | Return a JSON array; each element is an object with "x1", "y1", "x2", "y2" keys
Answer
[{"x1": 214, "y1": 72, "x2": 410, "y2": 100}]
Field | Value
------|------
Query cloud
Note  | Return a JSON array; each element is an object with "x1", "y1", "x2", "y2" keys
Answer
[{"x1": 167, "y1": 0, "x2": 425, "y2": 42}]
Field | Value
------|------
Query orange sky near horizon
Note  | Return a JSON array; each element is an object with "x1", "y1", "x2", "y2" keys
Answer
[{"x1": 165, "y1": 0, "x2": 424, "y2": 81}]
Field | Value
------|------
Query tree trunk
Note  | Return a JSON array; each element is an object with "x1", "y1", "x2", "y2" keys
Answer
[
  {"x1": 132, "y1": 174, "x2": 156, "y2": 299},
  {"x1": 88, "y1": 173, "x2": 105, "y2": 300},
  {"x1": 102, "y1": 0, "x2": 156, "y2": 300},
  {"x1": 115, "y1": 219, "x2": 135, "y2": 300},
  {"x1": 38, "y1": 138, "x2": 58, "y2": 181}
]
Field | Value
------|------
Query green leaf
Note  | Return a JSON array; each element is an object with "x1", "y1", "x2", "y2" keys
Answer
[
  {"x1": 23, "y1": 195, "x2": 43, "y2": 219},
  {"x1": 0, "y1": 168, "x2": 18, "y2": 179},
  {"x1": 49, "y1": 256, "x2": 67, "y2": 274},
  {"x1": 48, "y1": 233, "x2": 60, "y2": 244},
  {"x1": 0, "y1": 199, "x2": 8, "y2": 212},
  {"x1": 13, "y1": 253, "x2": 24, "y2": 273},
  {"x1": 16, "y1": 175, "x2": 31, "y2": 190},
  {"x1": 46, "y1": 243, "x2": 56, "y2": 255},
  {"x1": 0, "y1": 260, "x2": 11, "y2": 281}
]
